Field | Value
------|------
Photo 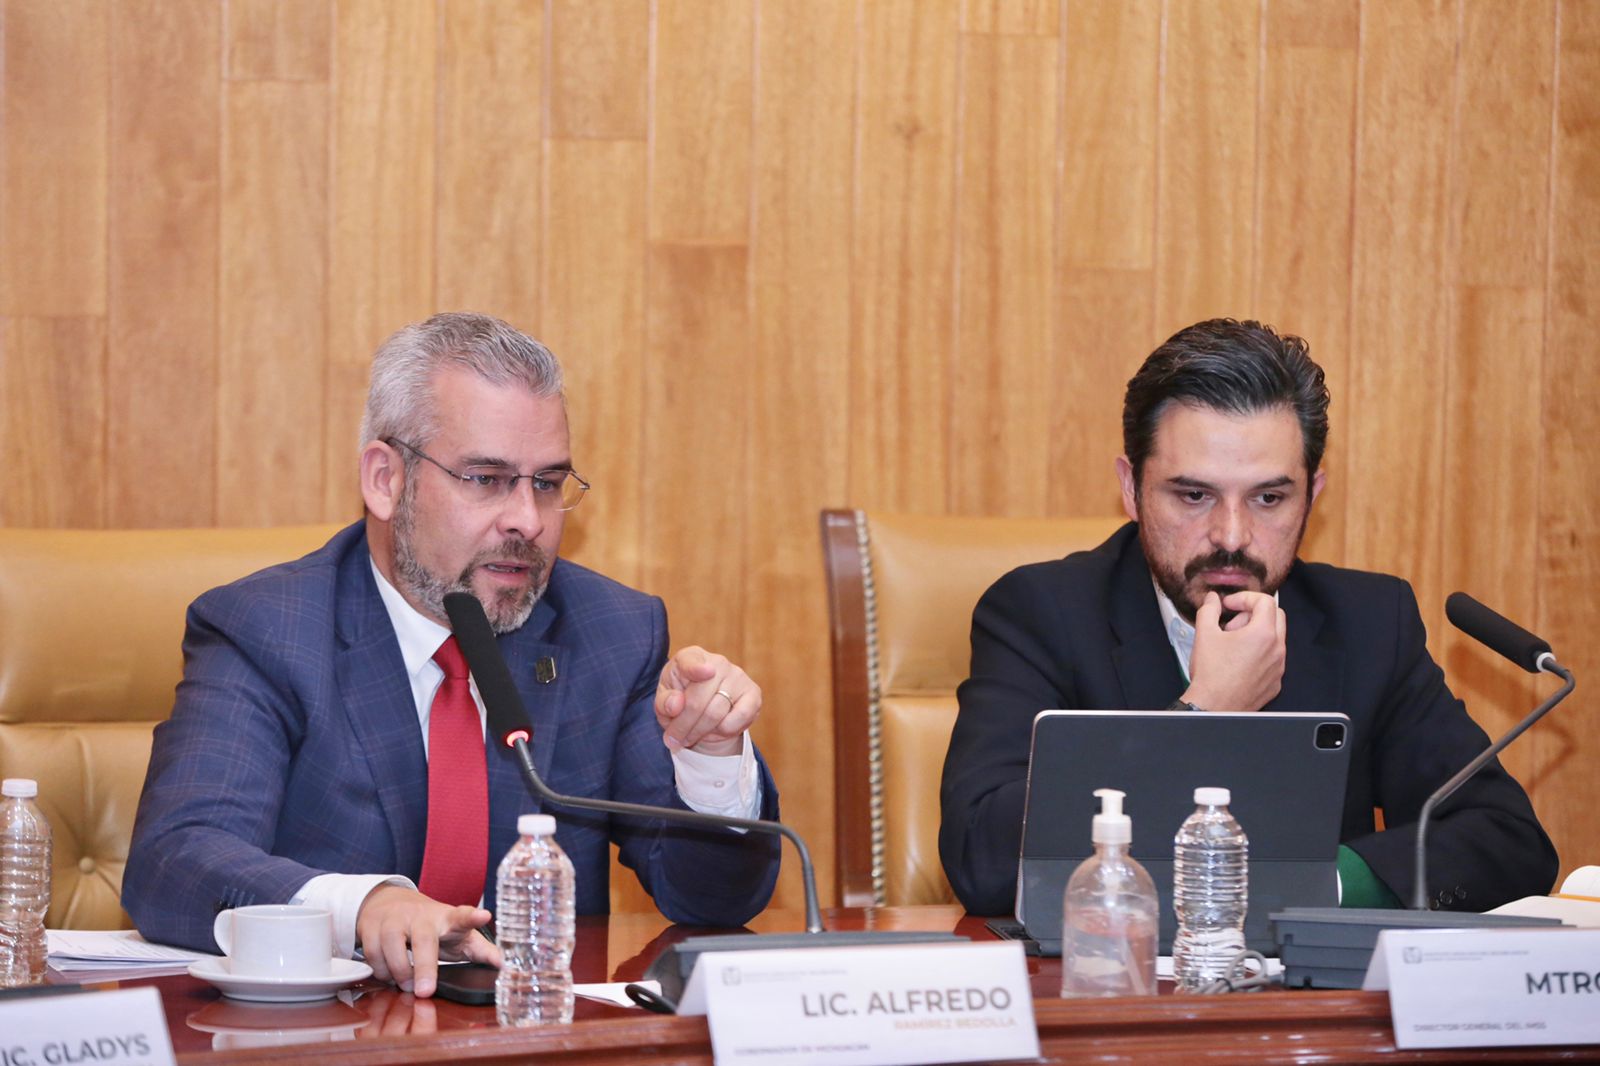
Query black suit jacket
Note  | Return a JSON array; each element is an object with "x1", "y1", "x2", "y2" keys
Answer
[{"x1": 938, "y1": 522, "x2": 1557, "y2": 916}]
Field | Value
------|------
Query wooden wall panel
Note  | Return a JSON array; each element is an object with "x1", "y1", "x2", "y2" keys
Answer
[
  {"x1": 436, "y1": 0, "x2": 543, "y2": 328},
  {"x1": 2, "y1": 0, "x2": 1597, "y2": 905},
  {"x1": 218, "y1": 82, "x2": 329, "y2": 526},
  {"x1": 225, "y1": 0, "x2": 330, "y2": 81},
  {"x1": 549, "y1": 0, "x2": 649, "y2": 140},
  {"x1": 1538, "y1": 0, "x2": 1600, "y2": 884},
  {"x1": 1154, "y1": 0, "x2": 1259, "y2": 334},
  {"x1": 1256, "y1": 0, "x2": 1357, "y2": 564},
  {"x1": 0, "y1": 0, "x2": 107, "y2": 316},
  {"x1": 649, "y1": 0, "x2": 752, "y2": 243},
  {"x1": 847, "y1": 0, "x2": 958, "y2": 514},
  {"x1": 325, "y1": 0, "x2": 435, "y2": 517},
  {"x1": 950, "y1": 34, "x2": 1056, "y2": 517},
  {"x1": 1345, "y1": 0, "x2": 1455, "y2": 640},
  {"x1": 1053, "y1": 0, "x2": 1159, "y2": 517},
  {"x1": 746, "y1": 0, "x2": 855, "y2": 916},
  {"x1": 0, "y1": 317, "x2": 106, "y2": 526},
  {"x1": 107, "y1": 0, "x2": 221, "y2": 528},
  {"x1": 543, "y1": 141, "x2": 647, "y2": 588},
  {"x1": 1441, "y1": 2, "x2": 1554, "y2": 779}
]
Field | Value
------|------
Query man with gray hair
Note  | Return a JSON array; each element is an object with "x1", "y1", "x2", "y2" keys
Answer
[{"x1": 125, "y1": 312, "x2": 780, "y2": 997}]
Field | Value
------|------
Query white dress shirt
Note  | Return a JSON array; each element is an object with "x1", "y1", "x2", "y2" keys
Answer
[{"x1": 294, "y1": 562, "x2": 760, "y2": 957}]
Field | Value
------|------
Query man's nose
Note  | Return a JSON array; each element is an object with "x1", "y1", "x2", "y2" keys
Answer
[
  {"x1": 1209, "y1": 500, "x2": 1251, "y2": 552},
  {"x1": 495, "y1": 479, "x2": 547, "y2": 540}
]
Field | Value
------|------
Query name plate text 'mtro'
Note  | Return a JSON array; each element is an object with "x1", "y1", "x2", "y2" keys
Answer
[
  {"x1": 1365, "y1": 927, "x2": 1600, "y2": 1049},
  {"x1": 678, "y1": 941, "x2": 1039, "y2": 1066}
]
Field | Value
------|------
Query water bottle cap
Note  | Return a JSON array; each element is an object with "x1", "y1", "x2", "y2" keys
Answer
[
  {"x1": 1, "y1": 778, "x2": 38, "y2": 798},
  {"x1": 1091, "y1": 787, "x2": 1131, "y2": 844},
  {"x1": 1193, "y1": 786, "x2": 1230, "y2": 806},
  {"x1": 517, "y1": 813, "x2": 556, "y2": 837}
]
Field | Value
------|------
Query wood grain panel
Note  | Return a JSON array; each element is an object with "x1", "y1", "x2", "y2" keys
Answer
[
  {"x1": 1441, "y1": 287, "x2": 1544, "y2": 769},
  {"x1": 543, "y1": 141, "x2": 646, "y2": 590},
  {"x1": 746, "y1": 0, "x2": 855, "y2": 913},
  {"x1": 648, "y1": 0, "x2": 752, "y2": 243},
  {"x1": 436, "y1": 0, "x2": 542, "y2": 327},
  {"x1": 1454, "y1": 0, "x2": 1555, "y2": 288},
  {"x1": 549, "y1": 0, "x2": 648, "y2": 139},
  {"x1": 325, "y1": 0, "x2": 436, "y2": 518},
  {"x1": 218, "y1": 81, "x2": 329, "y2": 526},
  {"x1": 950, "y1": 34, "x2": 1056, "y2": 517},
  {"x1": 847, "y1": 0, "x2": 959, "y2": 514},
  {"x1": 1266, "y1": 0, "x2": 1358, "y2": 48},
  {"x1": 1, "y1": 0, "x2": 108, "y2": 316},
  {"x1": 0, "y1": 317, "x2": 106, "y2": 526},
  {"x1": 1053, "y1": 0, "x2": 1159, "y2": 517},
  {"x1": 641, "y1": 244, "x2": 749, "y2": 659},
  {"x1": 963, "y1": 0, "x2": 1057, "y2": 36},
  {"x1": 1256, "y1": 14, "x2": 1357, "y2": 565},
  {"x1": 107, "y1": 0, "x2": 220, "y2": 528},
  {"x1": 1051, "y1": 269, "x2": 1151, "y2": 517},
  {"x1": 1537, "y1": 0, "x2": 1600, "y2": 885},
  {"x1": 1059, "y1": 0, "x2": 1158, "y2": 272},
  {"x1": 1154, "y1": 0, "x2": 1259, "y2": 334},
  {"x1": 1344, "y1": 0, "x2": 1455, "y2": 638},
  {"x1": 225, "y1": 0, "x2": 330, "y2": 81}
]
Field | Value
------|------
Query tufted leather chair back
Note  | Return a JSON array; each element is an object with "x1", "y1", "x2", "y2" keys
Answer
[
  {"x1": 821, "y1": 510, "x2": 1124, "y2": 907},
  {"x1": 0, "y1": 525, "x2": 343, "y2": 929}
]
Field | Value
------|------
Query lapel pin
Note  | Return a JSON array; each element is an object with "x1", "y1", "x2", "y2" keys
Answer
[{"x1": 535, "y1": 656, "x2": 557, "y2": 684}]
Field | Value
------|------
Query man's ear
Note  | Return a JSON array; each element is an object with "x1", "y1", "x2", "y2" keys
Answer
[
  {"x1": 360, "y1": 440, "x2": 404, "y2": 522},
  {"x1": 1310, "y1": 467, "x2": 1327, "y2": 506},
  {"x1": 1114, "y1": 456, "x2": 1140, "y2": 523}
]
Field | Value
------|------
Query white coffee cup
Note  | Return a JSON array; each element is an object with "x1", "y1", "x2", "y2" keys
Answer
[{"x1": 212, "y1": 904, "x2": 335, "y2": 978}]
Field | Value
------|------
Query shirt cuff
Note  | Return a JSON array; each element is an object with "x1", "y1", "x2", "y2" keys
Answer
[
  {"x1": 671, "y1": 731, "x2": 762, "y2": 823},
  {"x1": 292, "y1": 873, "x2": 415, "y2": 959}
]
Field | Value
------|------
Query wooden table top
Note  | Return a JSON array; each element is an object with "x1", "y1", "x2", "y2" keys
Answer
[{"x1": 45, "y1": 906, "x2": 1600, "y2": 1065}]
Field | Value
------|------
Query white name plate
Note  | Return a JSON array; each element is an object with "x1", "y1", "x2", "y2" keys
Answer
[
  {"x1": 1364, "y1": 927, "x2": 1600, "y2": 1049},
  {"x1": 0, "y1": 986, "x2": 177, "y2": 1066},
  {"x1": 679, "y1": 941, "x2": 1040, "y2": 1066}
]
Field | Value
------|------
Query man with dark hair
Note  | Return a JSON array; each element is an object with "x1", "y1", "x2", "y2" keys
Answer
[
  {"x1": 126, "y1": 312, "x2": 781, "y2": 997},
  {"x1": 939, "y1": 318, "x2": 1557, "y2": 916}
]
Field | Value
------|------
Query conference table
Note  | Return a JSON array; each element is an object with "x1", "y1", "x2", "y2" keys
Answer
[{"x1": 49, "y1": 905, "x2": 1600, "y2": 1065}]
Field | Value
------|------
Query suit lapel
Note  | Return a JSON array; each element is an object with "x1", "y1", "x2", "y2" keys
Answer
[
  {"x1": 496, "y1": 594, "x2": 565, "y2": 795},
  {"x1": 333, "y1": 542, "x2": 429, "y2": 877},
  {"x1": 1264, "y1": 566, "x2": 1345, "y2": 714},
  {"x1": 1107, "y1": 530, "x2": 1190, "y2": 709}
]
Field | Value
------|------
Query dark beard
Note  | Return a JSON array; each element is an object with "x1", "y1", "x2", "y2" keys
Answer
[
  {"x1": 1139, "y1": 506, "x2": 1310, "y2": 625},
  {"x1": 391, "y1": 481, "x2": 547, "y2": 633}
]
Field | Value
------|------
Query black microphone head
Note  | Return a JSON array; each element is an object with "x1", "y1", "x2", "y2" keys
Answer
[
  {"x1": 443, "y1": 591, "x2": 534, "y2": 747},
  {"x1": 1445, "y1": 592, "x2": 1552, "y2": 673}
]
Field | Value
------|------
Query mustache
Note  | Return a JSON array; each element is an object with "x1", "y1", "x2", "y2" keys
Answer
[{"x1": 1183, "y1": 548, "x2": 1267, "y2": 584}]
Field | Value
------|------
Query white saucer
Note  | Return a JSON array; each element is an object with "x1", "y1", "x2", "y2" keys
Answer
[{"x1": 189, "y1": 956, "x2": 373, "y2": 1003}]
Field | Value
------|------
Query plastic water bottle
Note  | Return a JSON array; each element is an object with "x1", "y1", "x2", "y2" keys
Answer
[
  {"x1": 1061, "y1": 788, "x2": 1158, "y2": 997},
  {"x1": 0, "y1": 778, "x2": 52, "y2": 988},
  {"x1": 1171, "y1": 786, "x2": 1248, "y2": 993},
  {"x1": 495, "y1": 813, "x2": 575, "y2": 1026}
]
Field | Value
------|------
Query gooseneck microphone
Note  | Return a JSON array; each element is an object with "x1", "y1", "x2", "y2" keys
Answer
[
  {"x1": 441, "y1": 591, "x2": 956, "y2": 1004},
  {"x1": 1413, "y1": 594, "x2": 1575, "y2": 910},
  {"x1": 1444, "y1": 591, "x2": 1554, "y2": 674}
]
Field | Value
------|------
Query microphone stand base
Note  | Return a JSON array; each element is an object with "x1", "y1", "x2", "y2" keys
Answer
[
  {"x1": 644, "y1": 930, "x2": 966, "y2": 1006},
  {"x1": 1271, "y1": 906, "x2": 1562, "y2": 990}
]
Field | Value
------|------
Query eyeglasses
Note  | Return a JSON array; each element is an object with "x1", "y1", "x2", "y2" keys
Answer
[{"x1": 386, "y1": 438, "x2": 591, "y2": 511}]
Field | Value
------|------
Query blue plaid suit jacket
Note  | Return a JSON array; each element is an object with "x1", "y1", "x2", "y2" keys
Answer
[{"x1": 124, "y1": 522, "x2": 781, "y2": 952}]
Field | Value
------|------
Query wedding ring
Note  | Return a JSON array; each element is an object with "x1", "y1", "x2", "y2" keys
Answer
[{"x1": 714, "y1": 689, "x2": 735, "y2": 707}]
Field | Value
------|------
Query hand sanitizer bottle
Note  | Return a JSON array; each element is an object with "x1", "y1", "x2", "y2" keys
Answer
[{"x1": 1060, "y1": 788, "x2": 1158, "y2": 997}]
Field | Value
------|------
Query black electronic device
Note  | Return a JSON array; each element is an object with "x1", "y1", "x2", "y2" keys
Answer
[{"x1": 434, "y1": 961, "x2": 499, "y2": 1006}]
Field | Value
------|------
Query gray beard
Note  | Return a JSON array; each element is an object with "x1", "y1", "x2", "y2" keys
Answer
[{"x1": 391, "y1": 483, "x2": 545, "y2": 634}]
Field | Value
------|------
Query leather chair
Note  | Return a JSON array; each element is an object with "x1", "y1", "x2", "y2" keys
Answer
[
  {"x1": 820, "y1": 510, "x2": 1125, "y2": 908},
  {"x1": 0, "y1": 524, "x2": 343, "y2": 929}
]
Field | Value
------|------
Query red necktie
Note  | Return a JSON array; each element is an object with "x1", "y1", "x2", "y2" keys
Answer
[{"x1": 418, "y1": 635, "x2": 489, "y2": 906}]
